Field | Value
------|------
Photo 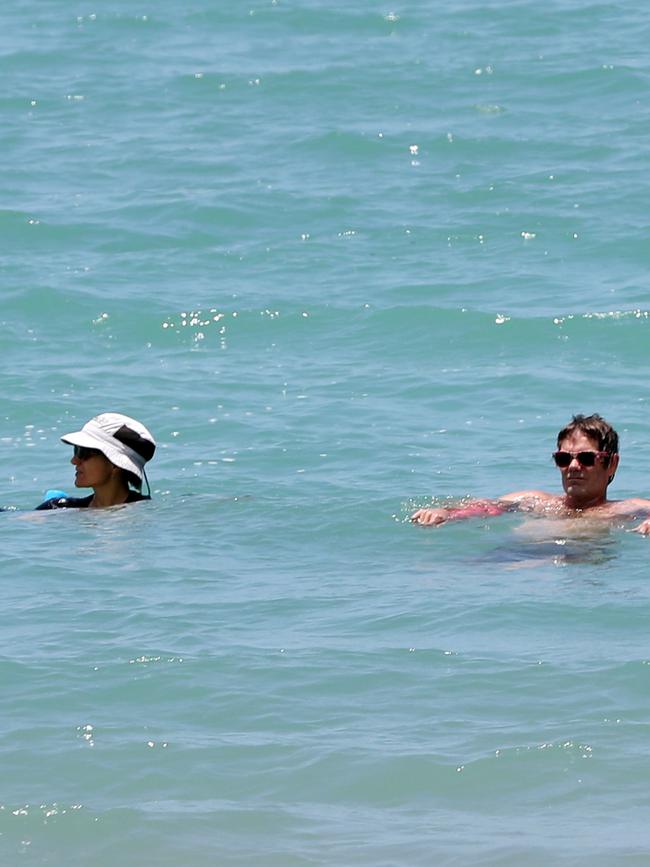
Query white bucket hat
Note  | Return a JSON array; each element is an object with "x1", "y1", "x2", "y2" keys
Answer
[{"x1": 61, "y1": 413, "x2": 155, "y2": 487}]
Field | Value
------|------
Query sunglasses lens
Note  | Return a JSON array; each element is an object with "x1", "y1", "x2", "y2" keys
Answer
[
  {"x1": 554, "y1": 450, "x2": 603, "y2": 468},
  {"x1": 74, "y1": 446, "x2": 99, "y2": 460}
]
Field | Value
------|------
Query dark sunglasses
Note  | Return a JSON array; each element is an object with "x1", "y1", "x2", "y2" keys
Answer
[
  {"x1": 553, "y1": 450, "x2": 610, "y2": 468},
  {"x1": 73, "y1": 445, "x2": 104, "y2": 460}
]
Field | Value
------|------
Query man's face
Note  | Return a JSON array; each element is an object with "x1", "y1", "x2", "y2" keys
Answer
[{"x1": 556, "y1": 431, "x2": 617, "y2": 505}]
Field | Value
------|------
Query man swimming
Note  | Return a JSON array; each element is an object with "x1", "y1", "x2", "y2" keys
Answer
[{"x1": 411, "y1": 413, "x2": 650, "y2": 535}]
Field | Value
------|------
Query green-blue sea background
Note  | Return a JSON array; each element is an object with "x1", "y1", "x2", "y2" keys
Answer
[{"x1": 2, "y1": 1, "x2": 650, "y2": 864}]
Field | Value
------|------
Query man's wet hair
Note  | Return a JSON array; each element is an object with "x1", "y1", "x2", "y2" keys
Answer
[{"x1": 557, "y1": 413, "x2": 619, "y2": 459}]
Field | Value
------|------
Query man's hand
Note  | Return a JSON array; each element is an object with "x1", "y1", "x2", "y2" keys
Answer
[
  {"x1": 410, "y1": 508, "x2": 449, "y2": 526},
  {"x1": 632, "y1": 518, "x2": 650, "y2": 535},
  {"x1": 411, "y1": 500, "x2": 507, "y2": 526}
]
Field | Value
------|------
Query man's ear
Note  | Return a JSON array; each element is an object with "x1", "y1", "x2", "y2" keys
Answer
[{"x1": 607, "y1": 453, "x2": 619, "y2": 485}]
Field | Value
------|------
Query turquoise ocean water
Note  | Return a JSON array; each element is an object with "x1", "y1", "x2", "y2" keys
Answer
[{"x1": 3, "y1": 1, "x2": 650, "y2": 864}]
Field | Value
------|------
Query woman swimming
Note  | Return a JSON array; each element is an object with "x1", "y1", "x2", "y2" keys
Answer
[{"x1": 36, "y1": 412, "x2": 156, "y2": 510}]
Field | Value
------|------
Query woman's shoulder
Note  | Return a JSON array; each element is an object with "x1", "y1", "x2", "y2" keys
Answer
[
  {"x1": 35, "y1": 494, "x2": 93, "y2": 510},
  {"x1": 125, "y1": 491, "x2": 150, "y2": 504}
]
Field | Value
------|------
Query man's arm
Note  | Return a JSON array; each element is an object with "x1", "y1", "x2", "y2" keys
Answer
[
  {"x1": 615, "y1": 498, "x2": 650, "y2": 534},
  {"x1": 498, "y1": 490, "x2": 555, "y2": 506},
  {"x1": 410, "y1": 490, "x2": 554, "y2": 527},
  {"x1": 410, "y1": 500, "x2": 505, "y2": 526}
]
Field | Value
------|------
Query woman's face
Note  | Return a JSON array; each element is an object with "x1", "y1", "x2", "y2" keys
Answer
[{"x1": 71, "y1": 448, "x2": 115, "y2": 489}]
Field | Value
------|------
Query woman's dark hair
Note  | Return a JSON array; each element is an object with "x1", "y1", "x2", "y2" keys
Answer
[{"x1": 122, "y1": 469, "x2": 142, "y2": 491}]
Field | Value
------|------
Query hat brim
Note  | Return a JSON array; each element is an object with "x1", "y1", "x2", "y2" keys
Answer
[{"x1": 61, "y1": 430, "x2": 144, "y2": 482}]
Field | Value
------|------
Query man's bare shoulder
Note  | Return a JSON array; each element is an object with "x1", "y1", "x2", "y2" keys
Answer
[{"x1": 606, "y1": 497, "x2": 650, "y2": 517}]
